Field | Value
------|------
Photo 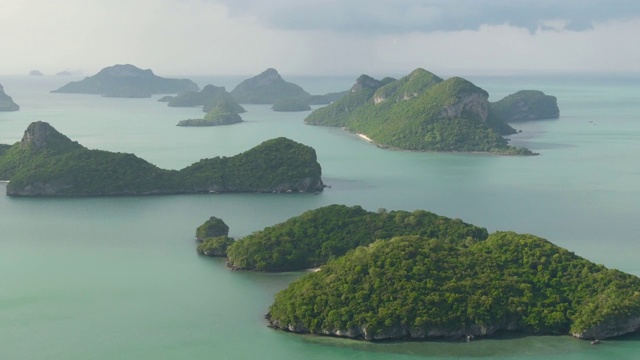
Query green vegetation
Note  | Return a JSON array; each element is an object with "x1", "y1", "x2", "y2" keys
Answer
[
  {"x1": 196, "y1": 216, "x2": 230, "y2": 240},
  {"x1": 197, "y1": 236, "x2": 235, "y2": 257},
  {"x1": 168, "y1": 84, "x2": 246, "y2": 114},
  {"x1": 225, "y1": 205, "x2": 487, "y2": 271},
  {"x1": 268, "y1": 232, "x2": 640, "y2": 340},
  {"x1": 178, "y1": 99, "x2": 244, "y2": 126},
  {"x1": 0, "y1": 84, "x2": 20, "y2": 111},
  {"x1": 230, "y1": 68, "x2": 310, "y2": 104},
  {"x1": 490, "y1": 90, "x2": 560, "y2": 123},
  {"x1": 0, "y1": 122, "x2": 324, "y2": 196},
  {"x1": 51, "y1": 64, "x2": 199, "y2": 97},
  {"x1": 304, "y1": 69, "x2": 542, "y2": 155},
  {"x1": 272, "y1": 97, "x2": 311, "y2": 112}
]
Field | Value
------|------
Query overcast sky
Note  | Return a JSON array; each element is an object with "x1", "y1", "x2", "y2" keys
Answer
[{"x1": 2, "y1": 0, "x2": 639, "y2": 77}]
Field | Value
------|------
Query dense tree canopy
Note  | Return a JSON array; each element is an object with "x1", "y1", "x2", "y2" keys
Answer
[
  {"x1": 225, "y1": 205, "x2": 487, "y2": 271},
  {"x1": 268, "y1": 232, "x2": 640, "y2": 340}
]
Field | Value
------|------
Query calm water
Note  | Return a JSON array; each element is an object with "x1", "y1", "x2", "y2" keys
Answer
[{"x1": 0, "y1": 74, "x2": 639, "y2": 359}]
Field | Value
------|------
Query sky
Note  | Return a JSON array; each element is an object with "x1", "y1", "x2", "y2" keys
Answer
[{"x1": 2, "y1": 0, "x2": 640, "y2": 77}]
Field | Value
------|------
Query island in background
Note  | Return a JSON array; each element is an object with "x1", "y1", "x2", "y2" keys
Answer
[
  {"x1": 50, "y1": 64, "x2": 199, "y2": 98},
  {"x1": 304, "y1": 68, "x2": 559, "y2": 154},
  {"x1": 0, "y1": 84, "x2": 20, "y2": 111}
]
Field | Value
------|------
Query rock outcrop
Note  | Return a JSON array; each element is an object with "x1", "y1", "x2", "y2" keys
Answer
[
  {"x1": 0, "y1": 84, "x2": 20, "y2": 111},
  {"x1": 51, "y1": 64, "x2": 199, "y2": 97}
]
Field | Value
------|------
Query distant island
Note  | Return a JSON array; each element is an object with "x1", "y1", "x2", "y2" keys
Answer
[
  {"x1": 177, "y1": 94, "x2": 245, "y2": 127},
  {"x1": 490, "y1": 90, "x2": 559, "y2": 122},
  {"x1": 0, "y1": 84, "x2": 20, "y2": 111},
  {"x1": 165, "y1": 84, "x2": 245, "y2": 113},
  {"x1": 272, "y1": 97, "x2": 311, "y2": 112},
  {"x1": 55, "y1": 71, "x2": 73, "y2": 77},
  {"x1": 29, "y1": 70, "x2": 44, "y2": 76},
  {"x1": 0, "y1": 122, "x2": 324, "y2": 196},
  {"x1": 304, "y1": 68, "x2": 560, "y2": 154},
  {"x1": 230, "y1": 68, "x2": 348, "y2": 109},
  {"x1": 230, "y1": 68, "x2": 310, "y2": 104},
  {"x1": 50, "y1": 64, "x2": 199, "y2": 98},
  {"x1": 267, "y1": 230, "x2": 640, "y2": 341}
]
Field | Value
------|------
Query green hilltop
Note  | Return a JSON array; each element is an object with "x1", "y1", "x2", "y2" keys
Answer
[
  {"x1": 0, "y1": 122, "x2": 324, "y2": 196},
  {"x1": 268, "y1": 232, "x2": 640, "y2": 341},
  {"x1": 218, "y1": 204, "x2": 488, "y2": 272},
  {"x1": 304, "y1": 68, "x2": 558, "y2": 155}
]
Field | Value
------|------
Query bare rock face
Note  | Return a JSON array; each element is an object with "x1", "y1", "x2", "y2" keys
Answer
[
  {"x1": 572, "y1": 316, "x2": 640, "y2": 340},
  {"x1": 440, "y1": 90, "x2": 489, "y2": 123},
  {"x1": 0, "y1": 84, "x2": 20, "y2": 111},
  {"x1": 351, "y1": 75, "x2": 382, "y2": 93},
  {"x1": 19, "y1": 121, "x2": 78, "y2": 151}
]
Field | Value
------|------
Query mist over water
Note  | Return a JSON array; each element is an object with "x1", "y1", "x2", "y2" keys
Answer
[{"x1": 0, "y1": 74, "x2": 639, "y2": 359}]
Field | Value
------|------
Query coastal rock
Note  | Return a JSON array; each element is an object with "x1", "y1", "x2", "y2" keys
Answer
[
  {"x1": 51, "y1": 64, "x2": 199, "y2": 97},
  {"x1": 230, "y1": 68, "x2": 310, "y2": 104},
  {"x1": 0, "y1": 84, "x2": 20, "y2": 111}
]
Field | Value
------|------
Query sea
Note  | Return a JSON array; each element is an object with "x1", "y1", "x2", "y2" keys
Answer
[{"x1": 0, "y1": 72, "x2": 639, "y2": 359}]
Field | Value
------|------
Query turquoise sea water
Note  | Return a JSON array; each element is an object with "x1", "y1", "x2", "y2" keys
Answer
[{"x1": 0, "y1": 74, "x2": 639, "y2": 359}]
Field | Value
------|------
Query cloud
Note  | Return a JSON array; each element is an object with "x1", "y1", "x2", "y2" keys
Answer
[{"x1": 215, "y1": 0, "x2": 640, "y2": 33}]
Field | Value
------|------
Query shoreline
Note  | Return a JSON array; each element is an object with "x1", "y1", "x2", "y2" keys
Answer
[{"x1": 356, "y1": 133, "x2": 373, "y2": 142}]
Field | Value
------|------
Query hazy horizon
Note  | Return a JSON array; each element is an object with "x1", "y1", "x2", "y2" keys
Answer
[{"x1": 2, "y1": 0, "x2": 640, "y2": 77}]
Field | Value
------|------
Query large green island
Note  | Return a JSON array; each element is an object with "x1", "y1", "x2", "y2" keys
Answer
[
  {"x1": 50, "y1": 64, "x2": 199, "y2": 98},
  {"x1": 0, "y1": 84, "x2": 20, "y2": 111},
  {"x1": 0, "y1": 122, "x2": 324, "y2": 196},
  {"x1": 194, "y1": 205, "x2": 640, "y2": 342},
  {"x1": 304, "y1": 68, "x2": 559, "y2": 154}
]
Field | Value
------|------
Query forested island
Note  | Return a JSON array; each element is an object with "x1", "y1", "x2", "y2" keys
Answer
[
  {"x1": 304, "y1": 68, "x2": 559, "y2": 154},
  {"x1": 230, "y1": 68, "x2": 310, "y2": 104},
  {"x1": 164, "y1": 84, "x2": 246, "y2": 114},
  {"x1": 177, "y1": 99, "x2": 244, "y2": 126},
  {"x1": 268, "y1": 232, "x2": 640, "y2": 341},
  {"x1": 229, "y1": 68, "x2": 348, "y2": 109},
  {"x1": 0, "y1": 122, "x2": 324, "y2": 196},
  {"x1": 223, "y1": 205, "x2": 487, "y2": 271},
  {"x1": 194, "y1": 204, "x2": 640, "y2": 341},
  {"x1": 50, "y1": 64, "x2": 199, "y2": 98},
  {"x1": 490, "y1": 90, "x2": 560, "y2": 122},
  {"x1": 0, "y1": 84, "x2": 20, "y2": 111}
]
